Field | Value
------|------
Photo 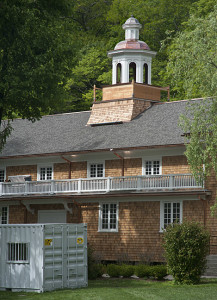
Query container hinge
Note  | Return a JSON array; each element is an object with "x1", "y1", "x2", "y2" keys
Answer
[
  {"x1": 22, "y1": 202, "x2": 35, "y2": 214},
  {"x1": 63, "y1": 202, "x2": 72, "y2": 214}
]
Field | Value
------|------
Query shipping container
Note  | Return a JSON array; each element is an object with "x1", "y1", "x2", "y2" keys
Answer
[{"x1": 0, "y1": 223, "x2": 87, "y2": 292}]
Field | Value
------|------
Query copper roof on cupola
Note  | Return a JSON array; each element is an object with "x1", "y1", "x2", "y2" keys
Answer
[{"x1": 114, "y1": 40, "x2": 150, "y2": 50}]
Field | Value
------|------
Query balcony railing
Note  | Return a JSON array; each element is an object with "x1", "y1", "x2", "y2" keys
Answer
[{"x1": 0, "y1": 174, "x2": 203, "y2": 197}]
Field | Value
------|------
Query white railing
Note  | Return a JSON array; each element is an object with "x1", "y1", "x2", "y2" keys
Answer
[{"x1": 0, "y1": 174, "x2": 203, "y2": 196}]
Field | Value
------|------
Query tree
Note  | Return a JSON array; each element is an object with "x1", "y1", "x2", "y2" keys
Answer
[
  {"x1": 0, "y1": 0, "x2": 76, "y2": 151},
  {"x1": 165, "y1": 5, "x2": 217, "y2": 99}
]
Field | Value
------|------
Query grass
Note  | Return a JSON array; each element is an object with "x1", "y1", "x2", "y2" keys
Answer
[{"x1": 0, "y1": 279, "x2": 217, "y2": 300}]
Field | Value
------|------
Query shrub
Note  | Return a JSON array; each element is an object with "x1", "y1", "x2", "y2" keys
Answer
[
  {"x1": 88, "y1": 247, "x2": 105, "y2": 279},
  {"x1": 135, "y1": 264, "x2": 167, "y2": 279},
  {"x1": 119, "y1": 264, "x2": 135, "y2": 277},
  {"x1": 151, "y1": 265, "x2": 167, "y2": 280},
  {"x1": 135, "y1": 264, "x2": 152, "y2": 278},
  {"x1": 163, "y1": 221, "x2": 210, "y2": 284},
  {"x1": 107, "y1": 264, "x2": 121, "y2": 277}
]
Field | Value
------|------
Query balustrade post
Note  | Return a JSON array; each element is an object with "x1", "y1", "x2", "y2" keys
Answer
[
  {"x1": 24, "y1": 182, "x2": 29, "y2": 195},
  {"x1": 51, "y1": 180, "x2": 55, "y2": 194},
  {"x1": 106, "y1": 177, "x2": 111, "y2": 192},
  {"x1": 169, "y1": 175, "x2": 174, "y2": 188},
  {"x1": 137, "y1": 176, "x2": 142, "y2": 190},
  {"x1": 78, "y1": 179, "x2": 82, "y2": 193},
  {"x1": 0, "y1": 183, "x2": 2, "y2": 196}
]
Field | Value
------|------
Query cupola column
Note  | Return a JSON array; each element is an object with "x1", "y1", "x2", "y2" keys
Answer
[{"x1": 121, "y1": 60, "x2": 129, "y2": 83}]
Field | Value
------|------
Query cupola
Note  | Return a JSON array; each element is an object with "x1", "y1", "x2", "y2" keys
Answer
[
  {"x1": 108, "y1": 16, "x2": 156, "y2": 85},
  {"x1": 87, "y1": 16, "x2": 169, "y2": 126}
]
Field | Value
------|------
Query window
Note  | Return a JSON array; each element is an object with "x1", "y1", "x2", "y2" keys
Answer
[
  {"x1": 160, "y1": 201, "x2": 182, "y2": 231},
  {"x1": 38, "y1": 165, "x2": 53, "y2": 180},
  {"x1": 144, "y1": 160, "x2": 161, "y2": 175},
  {"x1": 89, "y1": 163, "x2": 104, "y2": 178},
  {"x1": 99, "y1": 203, "x2": 118, "y2": 232},
  {"x1": 0, "y1": 169, "x2": 5, "y2": 182},
  {"x1": 0, "y1": 206, "x2": 8, "y2": 224},
  {"x1": 8, "y1": 243, "x2": 29, "y2": 263}
]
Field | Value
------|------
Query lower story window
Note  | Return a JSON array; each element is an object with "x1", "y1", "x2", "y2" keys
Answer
[
  {"x1": 0, "y1": 206, "x2": 8, "y2": 224},
  {"x1": 8, "y1": 243, "x2": 29, "y2": 263},
  {"x1": 99, "y1": 203, "x2": 118, "y2": 232},
  {"x1": 160, "y1": 201, "x2": 182, "y2": 231}
]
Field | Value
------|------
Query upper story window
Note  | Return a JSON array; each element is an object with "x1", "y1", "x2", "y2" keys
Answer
[
  {"x1": 88, "y1": 162, "x2": 104, "y2": 178},
  {"x1": 0, "y1": 169, "x2": 5, "y2": 182},
  {"x1": 160, "y1": 201, "x2": 182, "y2": 232},
  {"x1": 98, "y1": 202, "x2": 118, "y2": 232},
  {"x1": 37, "y1": 165, "x2": 53, "y2": 181},
  {"x1": 143, "y1": 159, "x2": 161, "y2": 175},
  {"x1": 0, "y1": 206, "x2": 8, "y2": 224}
]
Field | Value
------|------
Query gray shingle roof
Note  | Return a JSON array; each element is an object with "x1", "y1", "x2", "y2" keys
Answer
[{"x1": 0, "y1": 100, "x2": 194, "y2": 157}]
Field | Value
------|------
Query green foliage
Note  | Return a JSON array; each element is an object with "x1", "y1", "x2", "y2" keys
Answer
[
  {"x1": 165, "y1": 5, "x2": 217, "y2": 99},
  {"x1": 135, "y1": 264, "x2": 167, "y2": 279},
  {"x1": 107, "y1": 264, "x2": 121, "y2": 277},
  {"x1": 180, "y1": 98, "x2": 217, "y2": 183},
  {"x1": 119, "y1": 264, "x2": 135, "y2": 277},
  {"x1": 151, "y1": 265, "x2": 168, "y2": 280},
  {"x1": 135, "y1": 264, "x2": 152, "y2": 278},
  {"x1": 0, "y1": 0, "x2": 76, "y2": 149},
  {"x1": 163, "y1": 221, "x2": 210, "y2": 284}
]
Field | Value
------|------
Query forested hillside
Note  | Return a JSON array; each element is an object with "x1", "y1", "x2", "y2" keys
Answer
[
  {"x1": 57, "y1": 0, "x2": 216, "y2": 113},
  {"x1": 0, "y1": 0, "x2": 216, "y2": 143}
]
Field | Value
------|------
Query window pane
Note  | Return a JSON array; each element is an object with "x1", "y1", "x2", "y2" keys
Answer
[
  {"x1": 0, "y1": 170, "x2": 4, "y2": 182},
  {"x1": 97, "y1": 164, "x2": 103, "y2": 177},
  {"x1": 102, "y1": 204, "x2": 109, "y2": 229},
  {"x1": 1, "y1": 207, "x2": 8, "y2": 224},
  {"x1": 146, "y1": 161, "x2": 152, "y2": 175},
  {"x1": 153, "y1": 161, "x2": 160, "y2": 175},
  {"x1": 40, "y1": 168, "x2": 46, "y2": 180},
  {"x1": 164, "y1": 203, "x2": 171, "y2": 229},
  {"x1": 47, "y1": 167, "x2": 52, "y2": 180},
  {"x1": 109, "y1": 204, "x2": 117, "y2": 229},
  {"x1": 101, "y1": 203, "x2": 117, "y2": 231},
  {"x1": 90, "y1": 164, "x2": 96, "y2": 177},
  {"x1": 173, "y1": 203, "x2": 180, "y2": 223}
]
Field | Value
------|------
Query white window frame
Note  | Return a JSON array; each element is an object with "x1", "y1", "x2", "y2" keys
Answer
[
  {"x1": 0, "y1": 206, "x2": 9, "y2": 224},
  {"x1": 160, "y1": 200, "x2": 183, "y2": 232},
  {"x1": 0, "y1": 167, "x2": 6, "y2": 182},
  {"x1": 87, "y1": 161, "x2": 105, "y2": 178},
  {"x1": 98, "y1": 202, "x2": 119, "y2": 232},
  {"x1": 142, "y1": 157, "x2": 162, "y2": 175},
  {"x1": 37, "y1": 164, "x2": 53, "y2": 181}
]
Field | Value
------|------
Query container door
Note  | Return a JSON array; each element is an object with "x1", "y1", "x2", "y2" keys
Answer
[{"x1": 43, "y1": 224, "x2": 87, "y2": 291}]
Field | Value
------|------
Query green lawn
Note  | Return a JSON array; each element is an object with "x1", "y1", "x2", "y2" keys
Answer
[{"x1": 0, "y1": 279, "x2": 217, "y2": 300}]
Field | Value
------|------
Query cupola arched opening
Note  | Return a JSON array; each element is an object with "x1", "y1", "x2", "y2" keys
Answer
[
  {"x1": 116, "y1": 63, "x2": 122, "y2": 83},
  {"x1": 129, "y1": 62, "x2": 136, "y2": 82},
  {"x1": 143, "y1": 63, "x2": 148, "y2": 84}
]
